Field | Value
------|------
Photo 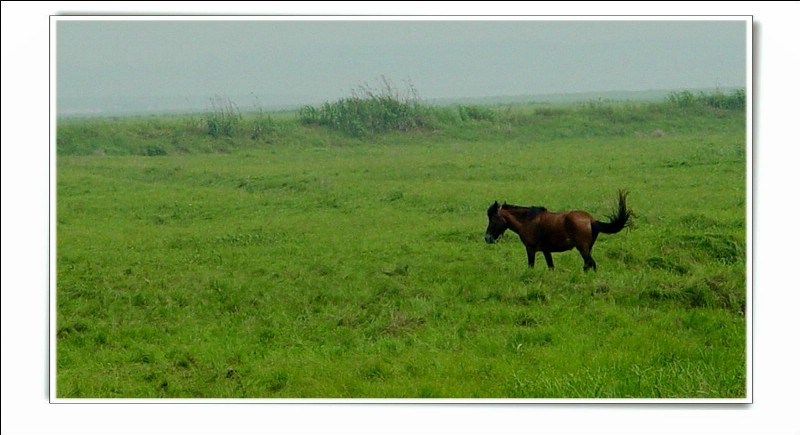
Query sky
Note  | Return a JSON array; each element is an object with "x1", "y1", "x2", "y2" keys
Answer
[{"x1": 56, "y1": 18, "x2": 747, "y2": 114}]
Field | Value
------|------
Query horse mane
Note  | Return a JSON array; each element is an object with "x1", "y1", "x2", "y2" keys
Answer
[{"x1": 502, "y1": 203, "x2": 547, "y2": 219}]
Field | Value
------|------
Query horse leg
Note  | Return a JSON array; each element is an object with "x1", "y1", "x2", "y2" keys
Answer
[
  {"x1": 584, "y1": 255, "x2": 597, "y2": 272},
  {"x1": 543, "y1": 252, "x2": 555, "y2": 270},
  {"x1": 580, "y1": 250, "x2": 597, "y2": 272},
  {"x1": 525, "y1": 246, "x2": 537, "y2": 269}
]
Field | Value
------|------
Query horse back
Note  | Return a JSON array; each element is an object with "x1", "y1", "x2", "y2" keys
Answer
[{"x1": 532, "y1": 210, "x2": 595, "y2": 251}]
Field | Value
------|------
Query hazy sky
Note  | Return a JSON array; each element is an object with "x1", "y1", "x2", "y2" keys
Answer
[{"x1": 56, "y1": 19, "x2": 747, "y2": 113}]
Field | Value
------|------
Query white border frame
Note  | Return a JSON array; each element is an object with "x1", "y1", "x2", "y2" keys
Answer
[{"x1": 48, "y1": 14, "x2": 753, "y2": 405}]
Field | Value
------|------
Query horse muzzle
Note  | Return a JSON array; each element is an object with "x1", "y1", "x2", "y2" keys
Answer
[{"x1": 484, "y1": 234, "x2": 497, "y2": 244}]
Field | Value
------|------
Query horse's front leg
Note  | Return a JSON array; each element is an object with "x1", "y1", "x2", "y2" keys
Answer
[
  {"x1": 543, "y1": 252, "x2": 555, "y2": 270},
  {"x1": 525, "y1": 246, "x2": 537, "y2": 269}
]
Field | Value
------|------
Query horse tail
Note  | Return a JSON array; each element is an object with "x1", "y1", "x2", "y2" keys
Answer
[{"x1": 592, "y1": 190, "x2": 633, "y2": 236}]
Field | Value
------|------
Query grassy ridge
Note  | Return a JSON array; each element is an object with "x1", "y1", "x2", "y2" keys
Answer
[
  {"x1": 56, "y1": 94, "x2": 747, "y2": 398},
  {"x1": 57, "y1": 89, "x2": 745, "y2": 156}
]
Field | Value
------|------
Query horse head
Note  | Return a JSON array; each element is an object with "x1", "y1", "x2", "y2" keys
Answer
[{"x1": 484, "y1": 201, "x2": 508, "y2": 243}]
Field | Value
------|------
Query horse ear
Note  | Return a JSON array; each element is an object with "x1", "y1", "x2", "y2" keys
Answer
[{"x1": 488, "y1": 201, "x2": 499, "y2": 216}]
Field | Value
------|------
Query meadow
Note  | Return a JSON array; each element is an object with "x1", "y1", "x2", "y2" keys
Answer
[{"x1": 55, "y1": 91, "x2": 747, "y2": 399}]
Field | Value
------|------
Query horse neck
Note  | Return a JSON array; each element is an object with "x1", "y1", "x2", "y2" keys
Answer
[{"x1": 500, "y1": 207, "x2": 532, "y2": 234}]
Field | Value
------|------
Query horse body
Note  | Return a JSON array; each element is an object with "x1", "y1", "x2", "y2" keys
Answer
[{"x1": 485, "y1": 191, "x2": 631, "y2": 271}]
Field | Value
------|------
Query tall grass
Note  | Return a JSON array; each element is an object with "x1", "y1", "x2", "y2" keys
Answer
[
  {"x1": 205, "y1": 96, "x2": 242, "y2": 138},
  {"x1": 666, "y1": 89, "x2": 746, "y2": 110},
  {"x1": 298, "y1": 77, "x2": 439, "y2": 136}
]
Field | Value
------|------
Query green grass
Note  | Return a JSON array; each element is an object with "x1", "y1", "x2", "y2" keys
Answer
[{"x1": 56, "y1": 94, "x2": 747, "y2": 398}]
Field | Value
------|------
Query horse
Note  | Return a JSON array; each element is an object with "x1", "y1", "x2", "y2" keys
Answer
[{"x1": 484, "y1": 190, "x2": 632, "y2": 271}]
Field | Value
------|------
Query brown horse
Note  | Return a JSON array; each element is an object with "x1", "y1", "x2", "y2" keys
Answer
[{"x1": 484, "y1": 190, "x2": 632, "y2": 271}]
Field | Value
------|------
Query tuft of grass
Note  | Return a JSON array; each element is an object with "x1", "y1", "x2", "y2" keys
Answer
[
  {"x1": 299, "y1": 76, "x2": 438, "y2": 137},
  {"x1": 457, "y1": 104, "x2": 496, "y2": 122},
  {"x1": 205, "y1": 95, "x2": 242, "y2": 138}
]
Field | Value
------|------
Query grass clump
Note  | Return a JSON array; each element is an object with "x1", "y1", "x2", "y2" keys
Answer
[
  {"x1": 666, "y1": 89, "x2": 746, "y2": 110},
  {"x1": 205, "y1": 96, "x2": 242, "y2": 138},
  {"x1": 299, "y1": 77, "x2": 437, "y2": 137},
  {"x1": 457, "y1": 104, "x2": 496, "y2": 122}
]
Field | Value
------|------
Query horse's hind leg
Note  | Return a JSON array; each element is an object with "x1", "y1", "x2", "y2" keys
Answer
[
  {"x1": 583, "y1": 255, "x2": 597, "y2": 272},
  {"x1": 543, "y1": 252, "x2": 555, "y2": 270},
  {"x1": 580, "y1": 252, "x2": 597, "y2": 272},
  {"x1": 578, "y1": 246, "x2": 597, "y2": 272}
]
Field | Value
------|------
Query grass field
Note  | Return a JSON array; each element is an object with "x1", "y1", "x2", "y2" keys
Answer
[{"x1": 55, "y1": 93, "x2": 748, "y2": 399}]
